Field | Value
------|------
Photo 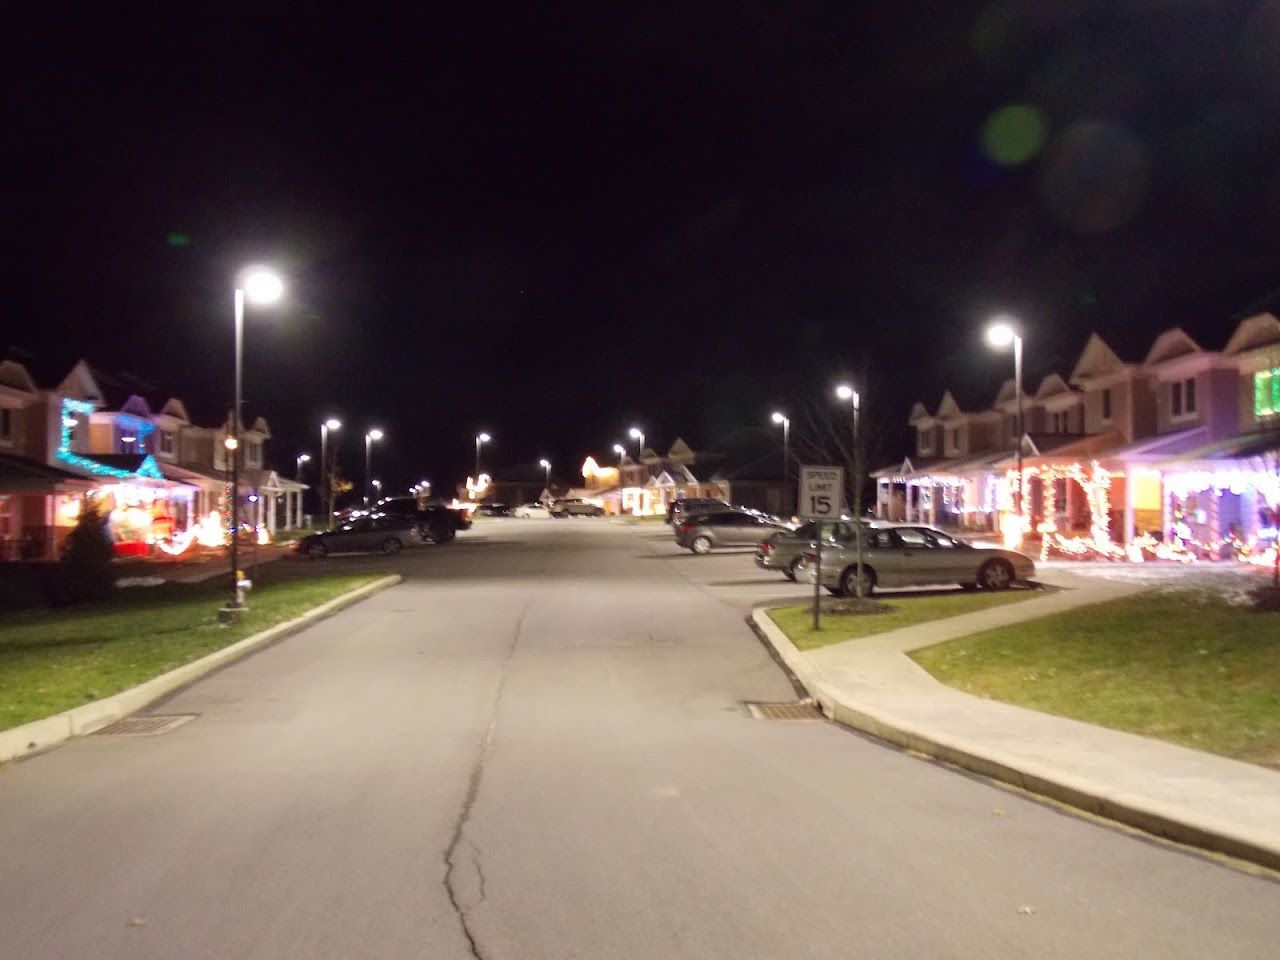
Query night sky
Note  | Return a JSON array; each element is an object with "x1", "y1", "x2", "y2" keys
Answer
[{"x1": 4, "y1": 3, "x2": 1280, "y2": 495}]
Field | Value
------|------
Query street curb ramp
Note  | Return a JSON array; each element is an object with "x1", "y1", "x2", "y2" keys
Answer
[
  {"x1": 0, "y1": 574, "x2": 402, "y2": 765},
  {"x1": 750, "y1": 604, "x2": 1280, "y2": 874}
]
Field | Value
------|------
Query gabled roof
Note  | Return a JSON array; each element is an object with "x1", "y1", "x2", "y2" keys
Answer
[
  {"x1": 1033, "y1": 373, "x2": 1074, "y2": 401},
  {"x1": 1069, "y1": 333, "x2": 1127, "y2": 384},
  {"x1": 1143, "y1": 327, "x2": 1204, "y2": 366},
  {"x1": 56, "y1": 359, "x2": 105, "y2": 405},
  {"x1": 936, "y1": 390, "x2": 963, "y2": 419},
  {"x1": 907, "y1": 401, "x2": 931, "y2": 425},
  {"x1": 992, "y1": 378, "x2": 1026, "y2": 406},
  {"x1": 0, "y1": 359, "x2": 37, "y2": 394},
  {"x1": 1224, "y1": 313, "x2": 1280, "y2": 356},
  {"x1": 667, "y1": 437, "x2": 695, "y2": 461},
  {"x1": 158, "y1": 398, "x2": 191, "y2": 422}
]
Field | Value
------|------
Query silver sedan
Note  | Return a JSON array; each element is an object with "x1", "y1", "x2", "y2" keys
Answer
[{"x1": 797, "y1": 524, "x2": 1035, "y2": 596}]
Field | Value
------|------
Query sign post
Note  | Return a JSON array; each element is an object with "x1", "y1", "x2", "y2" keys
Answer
[{"x1": 798, "y1": 465, "x2": 844, "y2": 630}]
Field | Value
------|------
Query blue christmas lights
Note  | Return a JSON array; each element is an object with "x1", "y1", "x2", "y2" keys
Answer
[{"x1": 57, "y1": 397, "x2": 165, "y2": 480}]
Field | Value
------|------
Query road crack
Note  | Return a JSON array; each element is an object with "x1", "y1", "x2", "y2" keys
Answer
[{"x1": 442, "y1": 600, "x2": 530, "y2": 960}]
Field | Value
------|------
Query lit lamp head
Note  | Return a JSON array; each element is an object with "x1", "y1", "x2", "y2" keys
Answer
[
  {"x1": 298, "y1": 453, "x2": 311, "y2": 464},
  {"x1": 612, "y1": 444, "x2": 625, "y2": 456},
  {"x1": 538, "y1": 458, "x2": 550, "y2": 469},
  {"x1": 224, "y1": 436, "x2": 239, "y2": 451},
  {"x1": 628, "y1": 427, "x2": 642, "y2": 440},
  {"x1": 325, "y1": 418, "x2": 341, "y2": 431},
  {"x1": 241, "y1": 267, "x2": 285, "y2": 305},
  {"x1": 986, "y1": 316, "x2": 1018, "y2": 349},
  {"x1": 835, "y1": 383, "x2": 859, "y2": 407},
  {"x1": 771, "y1": 411, "x2": 787, "y2": 425},
  {"x1": 367, "y1": 429, "x2": 384, "y2": 442},
  {"x1": 477, "y1": 432, "x2": 491, "y2": 444}
]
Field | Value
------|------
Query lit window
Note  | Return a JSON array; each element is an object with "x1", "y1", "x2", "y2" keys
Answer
[{"x1": 1255, "y1": 368, "x2": 1280, "y2": 418}]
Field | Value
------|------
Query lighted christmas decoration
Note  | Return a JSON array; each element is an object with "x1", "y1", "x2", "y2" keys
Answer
[
  {"x1": 57, "y1": 398, "x2": 164, "y2": 479},
  {"x1": 465, "y1": 473, "x2": 492, "y2": 500}
]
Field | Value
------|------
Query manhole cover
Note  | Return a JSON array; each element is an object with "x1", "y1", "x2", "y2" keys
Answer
[
  {"x1": 96, "y1": 715, "x2": 197, "y2": 736},
  {"x1": 745, "y1": 701, "x2": 824, "y2": 721}
]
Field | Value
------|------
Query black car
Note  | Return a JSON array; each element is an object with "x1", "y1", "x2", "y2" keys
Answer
[
  {"x1": 668, "y1": 497, "x2": 732, "y2": 526},
  {"x1": 297, "y1": 513, "x2": 423, "y2": 558},
  {"x1": 476, "y1": 502, "x2": 513, "y2": 517},
  {"x1": 372, "y1": 497, "x2": 468, "y2": 543}
]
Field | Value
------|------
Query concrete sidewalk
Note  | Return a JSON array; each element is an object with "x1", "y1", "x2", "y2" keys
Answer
[{"x1": 753, "y1": 572, "x2": 1280, "y2": 872}]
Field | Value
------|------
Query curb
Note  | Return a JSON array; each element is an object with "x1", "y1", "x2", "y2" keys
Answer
[
  {"x1": 0, "y1": 574, "x2": 402, "y2": 765},
  {"x1": 751, "y1": 605, "x2": 1280, "y2": 873}
]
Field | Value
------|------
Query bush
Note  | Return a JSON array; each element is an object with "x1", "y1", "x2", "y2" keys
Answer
[{"x1": 56, "y1": 500, "x2": 116, "y2": 604}]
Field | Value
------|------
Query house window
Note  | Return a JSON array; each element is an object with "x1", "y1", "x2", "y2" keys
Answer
[
  {"x1": 1101, "y1": 389, "x2": 1112, "y2": 421},
  {"x1": 0, "y1": 408, "x2": 11, "y2": 446},
  {"x1": 158, "y1": 430, "x2": 175, "y2": 455},
  {"x1": 950, "y1": 428, "x2": 959, "y2": 450},
  {"x1": 1172, "y1": 377, "x2": 1197, "y2": 418},
  {"x1": 1255, "y1": 368, "x2": 1280, "y2": 418}
]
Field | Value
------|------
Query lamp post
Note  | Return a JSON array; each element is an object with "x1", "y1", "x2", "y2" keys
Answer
[
  {"x1": 320, "y1": 419, "x2": 341, "y2": 529},
  {"x1": 612, "y1": 443, "x2": 625, "y2": 464},
  {"x1": 372, "y1": 479, "x2": 382, "y2": 502},
  {"x1": 539, "y1": 458, "x2": 551, "y2": 489},
  {"x1": 222, "y1": 267, "x2": 284, "y2": 621},
  {"x1": 475, "y1": 432, "x2": 490, "y2": 479},
  {"x1": 628, "y1": 426, "x2": 644, "y2": 460},
  {"x1": 835, "y1": 384, "x2": 865, "y2": 598},
  {"x1": 771, "y1": 411, "x2": 791, "y2": 516},
  {"x1": 364, "y1": 429, "x2": 384, "y2": 506},
  {"x1": 987, "y1": 318, "x2": 1024, "y2": 523},
  {"x1": 295, "y1": 453, "x2": 311, "y2": 480}
]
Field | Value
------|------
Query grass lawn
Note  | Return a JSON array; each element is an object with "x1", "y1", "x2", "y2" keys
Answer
[
  {"x1": 769, "y1": 588, "x2": 1042, "y2": 651},
  {"x1": 0, "y1": 572, "x2": 384, "y2": 732},
  {"x1": 911, "y1": 590, "x2": 1280, "y2": 769}
]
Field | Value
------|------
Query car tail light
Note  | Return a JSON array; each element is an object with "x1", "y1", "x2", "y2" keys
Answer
[
  {"x1": 802, "y1": 552, "x2": 818, "y2": 564},
  {"x1": 759, "y1": 541, "x2": 773, "y2": 552},
  {"x1": 680, "y1": 522, "x2": 694, "y2": 534}
]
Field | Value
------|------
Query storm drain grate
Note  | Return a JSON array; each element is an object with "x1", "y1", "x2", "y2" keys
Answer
[
  {"x1": 745, "y1": 701, "x2": 824, "y2": 721},
  {"x1": 96, "y1": 714, "x2": 198, "y2": 737}
]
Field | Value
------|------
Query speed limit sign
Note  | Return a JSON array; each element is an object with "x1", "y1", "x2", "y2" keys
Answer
[{"x1": 798, "y1": 465, "x2": 844, "y2": 520}]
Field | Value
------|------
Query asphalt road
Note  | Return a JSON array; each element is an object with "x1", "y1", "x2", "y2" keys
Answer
[{"x1": 1, "y1": 520, "x2": 1276, "y2": 958}]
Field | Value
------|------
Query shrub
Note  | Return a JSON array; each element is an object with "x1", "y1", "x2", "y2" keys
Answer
[{"x1": 56, "y1": 500, "x2": 116, "y2": 604}]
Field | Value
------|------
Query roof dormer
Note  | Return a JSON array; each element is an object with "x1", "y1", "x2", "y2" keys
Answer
[
  {"x1": 1069, "y1": 333, "x2": 1131, "y2": 387},
  {"x1": 1224, "y1": 313, "x2": 1280, "y2": 357},
  {"x1": 936, "y1": 390, "x2": 963, "y2": 421}
]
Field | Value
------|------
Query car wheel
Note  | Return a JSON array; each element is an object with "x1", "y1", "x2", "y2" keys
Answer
[
  {"x1": 978, "y1": 558, "x2": 1014, "y2": 590},
  {"x1": 690, "y1": 535, "x2": 713, "y2": 555},
  {"x1": 382, "y1": 537, "x2": 403, "y2": 555},
  {"x1": 306, "y1": 541, "x2": 327, "y2": 559},
  {"x1": 430, "y1": 524, "x2": 456, "y2": 544},
  {"x1": 784, "y1": 556, "x2": 803, "y2": 581},
  {"x1": 839, "y1": 565, "x2": 876, "y2": 597}
]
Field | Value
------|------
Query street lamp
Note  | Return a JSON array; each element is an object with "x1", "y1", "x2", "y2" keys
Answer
[
  {"x1": 372, "y1": 479, "x2": 382, "y2": 501},
  {"x1": 771, "y1": 411, "x2": 790, "y2": 515},
  {"x1": 320, "y1": 418, "x2": 341, "y2": 529},
  {"x1": 987, "y1": 316, "x2": 1025, "y2": 522},
  {"x1": 475, "y1": 432, "x2": 490, "y2": 479},
  {"x1": 223, "y1": 266, "x2": 284, "y2": 620},
  {"x1": 295, "y1": 452, "x2": 311, "y2": 479},
  {"x1": 612, "y1": 443, "x2": 625, "y2": 463},
  {"x1": 629, "y1": 426, "x2": 644, "y2": 460},
  {"x1": 365, "y1": 429, "x2": 384, "y2": 506},
  {"x1": 835, "y1": 383, "x2": 866, "y2": 598},
  {"x1": 539, "y1": 458, "x2": 551, "y2": 488}
]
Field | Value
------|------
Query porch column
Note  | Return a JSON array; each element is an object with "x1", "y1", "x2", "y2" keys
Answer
[
  {"x1": 875, "y1": 480, "x2": 887, "y2": 519},
  {"x1": 1241, "y1": 488, "x2": 1256, "y2": 542},
  {"x1": 1162, "y1": 479, "x2": 1174, "y2": 541},
  {"x1": 1122, "y1": 466, "x2": 1135, "y2": 546},
  {"x1": 929, "y1": 484, "x2": 938, "y2": 527}
]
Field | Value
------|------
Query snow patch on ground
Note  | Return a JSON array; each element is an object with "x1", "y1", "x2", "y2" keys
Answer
[{"x1": 1038, "y1": 561, "x2": 1263, "y2": 606}]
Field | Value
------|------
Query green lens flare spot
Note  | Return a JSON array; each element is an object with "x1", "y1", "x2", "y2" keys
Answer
[
  {"x1": 167, "y1": 232, "x2": 191, "y2": 247},
  {"x1": 981, "y1": 105, "x2": 1047, "y2": 167}
]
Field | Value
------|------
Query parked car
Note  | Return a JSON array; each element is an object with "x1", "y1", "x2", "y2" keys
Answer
[
  {"x1": 756, "y1": 520, "x2": 855, "y2": 580},
  {"x1": 550, "y1": 498, "x2": 604, "y2": 517},
  {"x1": 676, "y1": 510, "x2": 792, "y2": 554},
  {"x1": 296, "y1": 513, "x2": 423, "y2": 558},
  {"x1": 477, "y1": 502, "x2": 513, "y2": 517},
  {"x1": 796, "y1": 524, "x2": 1035, "y2": 596},
  {"x1": 668, "y1": 497, "x2": 732, "y2": 526},
  {"x1": 372, "y1": 497, "x2": 468, "y2": 542},
  {"x1": 512, "y1": 502, "x2": 551, "y2": 518}
]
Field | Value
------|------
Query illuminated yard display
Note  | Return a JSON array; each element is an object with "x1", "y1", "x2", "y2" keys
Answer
[
  {"x1": 1254, "y1": 367, "x2": 1280, "y2": 418},
  {"x1": 57, "y1": 398, "x2": 164, "y2": 479}
]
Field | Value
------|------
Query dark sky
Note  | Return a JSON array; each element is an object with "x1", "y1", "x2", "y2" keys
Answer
[{"x1": 4, "y1": 2, "x2": 1280, "y2": 494}]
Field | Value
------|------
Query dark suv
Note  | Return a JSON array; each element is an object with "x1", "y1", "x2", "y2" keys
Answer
[{"x1": 373, "y1": 497, "x2": 468, "y2": 542}]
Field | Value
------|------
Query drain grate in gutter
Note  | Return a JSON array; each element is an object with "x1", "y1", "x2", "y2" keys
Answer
[
  {"x1": 96, "y1": 715, "x2": 198, "y2": 737},
  {"x1": 745, "y1": 701, "x2": 824, "y2": 721}
]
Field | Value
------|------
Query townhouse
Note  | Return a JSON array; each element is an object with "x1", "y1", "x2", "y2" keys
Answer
[
  {"x1": 0, "y1": 357, "x2": 305, "y2": 560},
  {"x1": 873, "y1": 313, "x2": 1280, "y2": 561}
]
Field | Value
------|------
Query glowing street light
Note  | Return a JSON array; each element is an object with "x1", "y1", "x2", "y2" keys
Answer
[
  {"x1": 612, "y1": 443, "x2": 625, "y2": 463},
  {"x1": 223, "y1": 265, "x2": 284, "y2": 620},
  {"x1": 629, "y1": 426, "x2": 644, "y2": 460},
  {"x1": 475, "y1": 432, "x2": 491, "y2": 479},
  {"x1": 320, "y1": 418, "x2": 341, "y2": 529},
  {"x1": 987, "y1": 315, "x2": 1025, "y2": 521},
  {"x1": 372, "y1": 479, "x2": 382, "y2": 501},
  {"x1": 834, "y1": 383, "x2": 866, "y2": 598},
  {"x1": 365, "y1": 428, "x2": 384, "y2": 506},
  {"x1": 539, "y1": 458, "x2": 551, "y2": 487},
  {"x1": 771, "y1": 411, "x2": 791, "y2": 516},
  {"x1": 295, "y1": 452, "x2": 311, "y2": 479}
]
